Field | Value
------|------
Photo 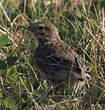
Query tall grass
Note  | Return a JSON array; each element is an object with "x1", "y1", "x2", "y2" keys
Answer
[{"x1": 0, "y1": 0, "x2": 105, "y2": 110}]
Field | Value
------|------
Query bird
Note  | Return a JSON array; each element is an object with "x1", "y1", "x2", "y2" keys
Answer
[{"x1": 21, "y1": 21, "x2": 91, "y2": 90}]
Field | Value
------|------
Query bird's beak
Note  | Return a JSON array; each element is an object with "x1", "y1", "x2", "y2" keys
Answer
[
  {"x1": 19, "y1": 25, "x2": 31, "y2": 30},
  {"x1": 20, "y1": 24, "x2": 35, "y2": 32}
]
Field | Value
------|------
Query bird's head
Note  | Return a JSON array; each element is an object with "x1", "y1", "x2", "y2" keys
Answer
[{"x1": 21, "y1": 21, "x2": 60, "y2": 42}]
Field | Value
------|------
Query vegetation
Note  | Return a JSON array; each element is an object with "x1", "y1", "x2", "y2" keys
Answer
[{"x1": 0, "y1": 0, "x2": 105, "y2": 110}]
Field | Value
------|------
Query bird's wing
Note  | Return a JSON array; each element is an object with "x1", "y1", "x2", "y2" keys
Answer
[{"x1": 35, "y1": 43, "x2": 86, "y2": 82}]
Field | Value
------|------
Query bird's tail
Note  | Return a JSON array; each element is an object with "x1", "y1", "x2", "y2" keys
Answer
[{"x1": 73, "y1": 69, "x2": 92, "y2": 94}]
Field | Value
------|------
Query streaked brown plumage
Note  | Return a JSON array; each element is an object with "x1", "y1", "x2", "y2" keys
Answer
[{"x1": 21, "y1": 21, "x2": 90, "y2": 86}]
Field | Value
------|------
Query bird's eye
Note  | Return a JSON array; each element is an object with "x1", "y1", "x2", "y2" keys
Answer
[{"x1": 39, "y1": 26, "x2": 44, "y2": 30}]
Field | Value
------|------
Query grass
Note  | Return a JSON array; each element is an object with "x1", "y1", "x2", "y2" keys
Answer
[{"x1": 0, "y1": 0, "x2": 105, "y2": 110}]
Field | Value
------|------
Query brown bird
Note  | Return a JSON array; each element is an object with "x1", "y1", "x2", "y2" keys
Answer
[{"x1": 21, "y1": 21, "x2": 91, "y2": 89}]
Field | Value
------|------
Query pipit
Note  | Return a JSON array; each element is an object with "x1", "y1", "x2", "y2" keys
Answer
[{"x1": 21, "y1": 21, "x2": 91, "y2": 89}]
